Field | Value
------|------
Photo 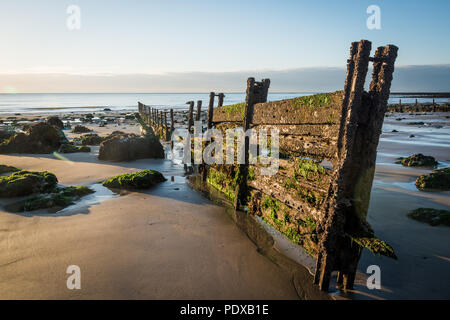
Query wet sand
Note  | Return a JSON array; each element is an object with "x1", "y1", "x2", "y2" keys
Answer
[
  {"x1": 0, "y1": 153, "x2": 299, "y2": 299},
  {"x1": 343, "y1": 112, "x2": 450, "y2": 300}
]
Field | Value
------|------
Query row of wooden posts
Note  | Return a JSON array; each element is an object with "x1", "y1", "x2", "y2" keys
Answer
[
  {"x1": 388, "y1": 98, "x2": 449, "y2": 112},
  {"x1": 138, "y1": 92, "x2": 227, "y2": 141}
]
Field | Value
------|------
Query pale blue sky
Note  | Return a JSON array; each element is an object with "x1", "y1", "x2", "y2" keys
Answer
[{"x1": 0, "y1": 0, "x2": 449, "y2": 92}]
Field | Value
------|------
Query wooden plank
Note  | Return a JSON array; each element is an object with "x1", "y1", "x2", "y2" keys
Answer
[
  {"x1": 279, "y1": 135, "x2": 338, "y2": 161},
  {"x1": 212, "y1": 91, "x2": 344, "y2": 125},
  {"x1": 252, "y1": 91, "x2": 343, "y2": 125},
  {"x1": 248, "y1": 174, "x2": 325, "y2": 222},
  {"x1": 253, "y1": 124, "x2": 339, "y2": 138}
]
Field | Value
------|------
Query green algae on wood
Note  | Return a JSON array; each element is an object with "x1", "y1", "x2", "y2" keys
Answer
[
  {"x1": 407, "y1": 208, "x2": 450, "y2": 227},
  {"x1": 292, "y1": 94, "x2": 332, "y2": 110},
  {"x1": 259, "y1": 195, "x2": 318, "y2": 255},
  {"x1": 296, "y1": 159, "x2": 327, "y2": 182},
  {"x1": 102, "y1": 170, "x2": 166, "y2": 190},
  {"x1": 416, "y1": 167, "x2": 450, "y2": 191},
  {"x1": 223, "y1": 103, "x2": 245, "y2": 120},
  {"x1": 0, "y1": 170, "x2": 58, "y2": 197},
  {"x1": 206, "y1": 167, "x2": 238, "y2": 202}
]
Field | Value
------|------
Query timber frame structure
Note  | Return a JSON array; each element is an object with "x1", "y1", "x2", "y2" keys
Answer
[{"x1": 138, "y1": 40, "x2": 399, "y2": 292}]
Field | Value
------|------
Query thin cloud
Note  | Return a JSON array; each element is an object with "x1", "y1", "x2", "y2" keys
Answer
[{"x1": 0, "y1": 65, "x2": 449, "y2": 93}]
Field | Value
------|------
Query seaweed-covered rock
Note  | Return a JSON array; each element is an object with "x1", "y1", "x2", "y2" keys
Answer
[
  {"x1": 72, "y1": 125, "x2": 91, "y2": 133},
  {"x1": 98, "y1": 133, "x2": 164, "y2": 161},
  {"x1": 0, "y1": 129, "x2": 14, "y2": 143},
  {"x1": 7, "y1": 186, "x2": 95, "y2": 212},
  {"x1": 0, "y1": 164, "x2": 19, "y2": 174},
  {"x1": 46, "y1": 116, "x2": 64, "y2": 129},
  {"x1": 0, "y1": 170, "x2": 58, "y2": 197},
  {"x1": 0, "y1": 122, "x2": 65, "y2": 154},
  {"x1": 102, "y1": 170, "x2": 166, "y2": 189},
  {"x1": 110, "y1": 130, "x2": 125, "y2": 136},
  {"x1": 396, "y1": 154, "x2": 438, "y2": 167},
  {"x1": 416, "y1": 167, "x2": 450, "y2": 191},
  {"x1": 58, "y1": 143, "x2": 91, "y2": 153},
  {"x1": 407, "y1": 208, "x2": 450, "y2": 227},
  {"x1": 79, "y1": 133, "x2": 104, "y2": 146}
]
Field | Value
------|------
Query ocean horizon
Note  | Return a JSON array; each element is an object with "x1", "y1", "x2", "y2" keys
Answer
[{"x1": 1, "y1": 92, "x2": 448, "y2": 114}]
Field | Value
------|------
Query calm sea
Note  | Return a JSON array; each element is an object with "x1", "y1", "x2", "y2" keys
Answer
[{"x1": 0, "y1": 93, "x2": 448, "y2": 114}]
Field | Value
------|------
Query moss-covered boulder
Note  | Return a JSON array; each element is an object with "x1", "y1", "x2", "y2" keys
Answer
[
  {"x1": 78, "y1": 133, "x2": 104, "y2": 146},
  {"x1": 407, "y1": 208, "x2": 450, "y2": 227},
  {"x1": 7, "y1": 186, "x2": 95, "y2": 212},
  {"x1": 0, "y1": 170, "x2": 58, "y2": 197},
  {"x1": 0, "y1": 164, "x2": 19, "y2": 174},
  {"x1": 0, "y1": 130, "x2": 14, "y2": 143},
  {"x1": 0, "y1": 122, "x2": 66, "y2": 154},
  {"x1": 396, "y1": 154, "x2": 438, "y2": 167},
  {"x1": 58, "y1": 143, "x2": 91, "y2": 153},
  {"x1": 46, "y1": 116, "x2": 64, "y2": 129},
  {"x1": 416, "y1": 167, "x2": 450, "y2": 191},
  {"x1": 72, "y1": 125, "x2": 91, "y2": 133},
  {"x1": 98, "y1": 133, "x2": 164, "y2": 161},
  {"x1": 102, "y1": 170, "x2": 166, "y2": 190}
]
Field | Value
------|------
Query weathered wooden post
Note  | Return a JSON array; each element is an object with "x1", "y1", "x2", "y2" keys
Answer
[
  {"x1": 170, "y1": 109, "x2": 174, "y2": 148},
  {"x1": 399, "y1": 99, "x2": 403, "y2": 113},
  {"x1": 170, "y1": 109, "x2": 174, "y2": 132},
  {"x1": 196, "y1": 100, "x2": 202, "y2": 121},
  {"x1": 186, "y1": 101, "x2": 194, "y2": 133},
  {"x1": 164, "y1": 111, "x2": 168, "y2": 140},
  {"x1": 217, "y1": 93, "x2": 225, "y2": 107},
  {"x1": 207, "y1": 92, "x2": 215, "y2": 130},
  {"x1": 233, "y1": 78, "x2": 270, "y2": 210},
  {"x1": 314, "y1": 40, "x2": 398, "y2": 292},
  {"x1": 201, "y1": 93, "x2": 216, "y2": 181}
]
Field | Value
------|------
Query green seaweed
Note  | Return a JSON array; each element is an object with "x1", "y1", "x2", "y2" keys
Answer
[
  {"x1": 59, "y1": 144, "x2": 91, "y2": 153},
  {"x1": 395, "y1": 154, "x2": 438, "y2": 168},
  {"x1": 0, "y1": 170, "x2": 58, "y2": 197},
  {"x1": 22, "y1": 186, "x2": 94, "y2": 212},
  {"x1": 222, "y1": 103, "x2": 245, "y2": 120},
  {"x1": 407, "y1": 208, "x2": 450, "y2": 227},
  {"x1": 350, "y1": 235, "x2": 397, "y2": 260},
  {"x1": 296, "y1": 159, "x2": 326, "y2": 182},
  {"x1": 102, "y1": 170, "x2": 166, "y2": 190},
  {"x1": 284, "y1": 178, "x2": 324, "y2": 207},
  {"x1": 206, "y1": 168, "x2": 237, "y2": 202},
  {"x1": 292, "y1": 94, "x2": 331, "y2": 110},
  {"x1": 416, "y1": 167, "x2": 450, "y2": 190},
  {"x1": 261, "y1": 196, "x2": 305, "y2": 245},
  {"x1": 247, "y1": 167, "x2": 255, "y2": 181}
]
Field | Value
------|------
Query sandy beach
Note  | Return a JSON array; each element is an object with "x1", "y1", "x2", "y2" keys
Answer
[{"x1": 0, "y1": 109, "x2": 449, "y2": 300}]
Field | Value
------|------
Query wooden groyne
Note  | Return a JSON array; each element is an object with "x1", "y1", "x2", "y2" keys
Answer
[{"x1": 138, "y1": 40, "x2": 399, "y2": 293}]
